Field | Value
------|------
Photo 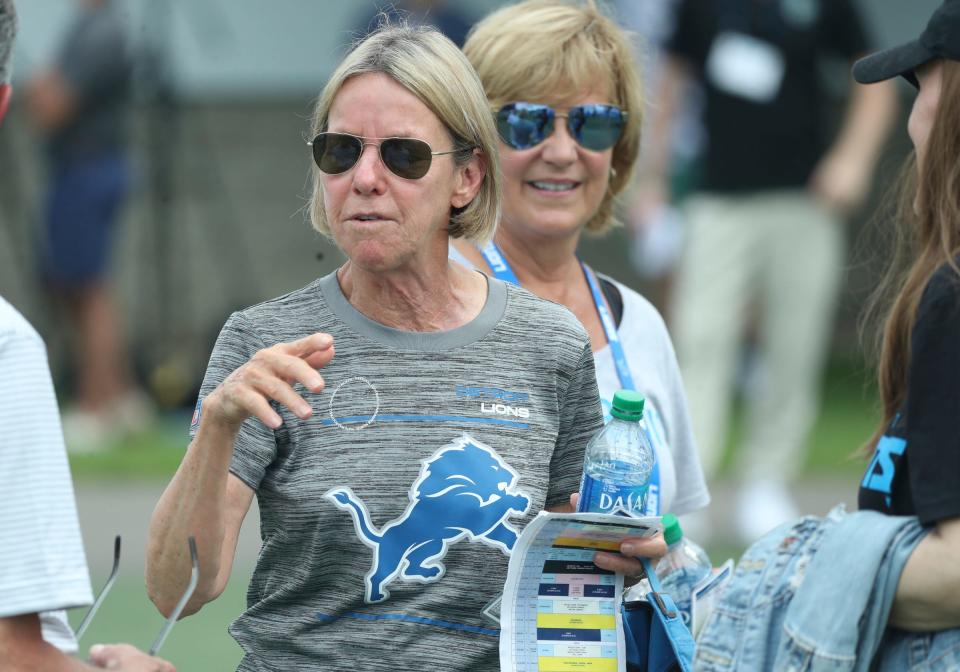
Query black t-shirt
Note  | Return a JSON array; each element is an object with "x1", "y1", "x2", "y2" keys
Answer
[
  {"x1": 859, "y1": 264, "x2": 960, "y2": 525},
  {"x1": 666, "y1": 0, "x2": 868, "y2": 192},
  {"x1": 50, "y1": 2, "x2": 132, "y2": 161}
]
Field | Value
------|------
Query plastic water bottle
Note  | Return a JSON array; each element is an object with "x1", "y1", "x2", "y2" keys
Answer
[
  {"x1": 655, "y1": 513, "x2": 712, "y2": 626},
  {"x1": 577, "y1": 390, "x2": 656, "y2": 517}
]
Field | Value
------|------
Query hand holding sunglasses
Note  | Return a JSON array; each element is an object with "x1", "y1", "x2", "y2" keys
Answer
[
  {"x1": 496, "y1": 102, "x2": 626, "y2": 151},
  {"x1": 309, "y1": 132, "x2": 467, "y2": 180}
]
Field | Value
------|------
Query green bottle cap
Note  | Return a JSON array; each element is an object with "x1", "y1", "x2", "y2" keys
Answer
[
  {"x1": 610, "y1": 390, "x2": 645, "y2": 421},
  {"x1": 662, "y1": 513, "x2": 683, "y2": 545}
]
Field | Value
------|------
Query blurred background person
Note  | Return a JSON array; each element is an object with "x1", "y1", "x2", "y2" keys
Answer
[
  {"x1": 637, "y1": 0, "x2": 898, "y2": 541},
  {"x1": 353, "y1": 0, "x2": 475, "y2": 47},
  {"x1": 26, "y1": 0, "x2": 150, "y2": 453},
  {"x1": 613, "y1": 0, "x2": 706, "y2": 314},
  {"x1": 453, "y1": 0, "x2": 710, "y2": 521}
]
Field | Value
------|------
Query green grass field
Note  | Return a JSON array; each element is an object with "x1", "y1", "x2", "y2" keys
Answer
[{"x1": 64, "y1": 358, "x2": 880, "y2": 669}]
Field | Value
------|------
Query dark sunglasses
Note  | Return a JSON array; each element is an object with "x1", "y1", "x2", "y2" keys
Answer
[
  {"x1": 496, "y1": 102, "x2": 626, "y2": 151},
  {"x1": 308, "y1": 132, "x2": 464, "y2": 180}
]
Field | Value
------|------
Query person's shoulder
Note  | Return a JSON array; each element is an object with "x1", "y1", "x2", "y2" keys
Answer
[
  {"x1": 598, "y1": 274, "x2": 671, "y2": 342},
  {"x1": 235, "y1": 279, "x2": 326, "y2": 320},
  {"x1": 502, "y1": 281, "x2": 591, "y2": 348},
  {"x1": 920, "y1": 262, "x2": 960, "y2": 312},
  {"x1": 0, "y1": 296, "x2": 42, "y2": 346},
  {"x1": 223, "y1": 279, "x2": 330, "y2": 341}
]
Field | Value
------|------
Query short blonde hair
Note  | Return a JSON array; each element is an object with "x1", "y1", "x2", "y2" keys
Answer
[
  {"x1": 308, "y1": 25, "x2": 501, "y2": 242},
  {"x1": 464, "y1": 0, "x2": 643, "y2": 234}
]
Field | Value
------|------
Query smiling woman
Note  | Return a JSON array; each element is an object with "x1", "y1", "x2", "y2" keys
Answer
[
  {"x1": 142, "y1": 22, "x2": 645, "y2": 672},
  {"x1": 452, "y1": 0, "x2": 710, "y2": 529}
]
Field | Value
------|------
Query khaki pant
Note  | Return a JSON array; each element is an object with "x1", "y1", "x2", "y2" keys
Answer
[{"x1": 671, "y1": 190, "x2": 844, "y2": 483}]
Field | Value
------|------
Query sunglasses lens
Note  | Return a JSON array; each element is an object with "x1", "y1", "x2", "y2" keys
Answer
[
  {"x1": 568, "y1": 105, "x2": 624, "y2": 151},
  {"x1": 380, "y1": 138, "x2": 433, "y2": 179},
  {"x1": 313, "y1": 133, "x2": 362, "y2": 174},
  {"x1": 497, "y1": 103, "x2": 553, "y2": 149}
]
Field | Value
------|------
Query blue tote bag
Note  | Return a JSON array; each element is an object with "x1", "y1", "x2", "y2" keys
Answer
[{"x1": 622, "y1": 557, "x2": 695, "y2": 672}]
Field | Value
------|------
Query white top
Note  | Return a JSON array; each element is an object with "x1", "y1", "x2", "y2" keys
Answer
[
  {"x1": 449, "y1": 247, "x2": 710, "y2": 516},
  {"x1": 0, "y1": 297, "x2": 93, "y2": 654}
]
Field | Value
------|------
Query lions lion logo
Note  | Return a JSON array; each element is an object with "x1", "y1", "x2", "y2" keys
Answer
[{"x1": 325, "y1": 433, "x2": 532, "y2": 603}]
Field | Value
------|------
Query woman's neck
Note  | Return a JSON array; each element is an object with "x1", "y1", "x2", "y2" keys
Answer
[
  {"x1": 492, "y1": 228, "x2": 585, "y2": 305},
  {"x1": 337, "y1": 259, "x2": 486, "y2": 332},
  {"x1": 453, "y1": 225, "x2": 608, "y2": 352}
]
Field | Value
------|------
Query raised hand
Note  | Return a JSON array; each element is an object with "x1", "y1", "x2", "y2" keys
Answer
[{"x1": 204, "y1": 332, "x2": 335, "y2": 431}]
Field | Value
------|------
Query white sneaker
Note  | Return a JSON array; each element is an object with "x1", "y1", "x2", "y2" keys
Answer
[
  {"x1": 735, "y1": 482, "x2": 799, "y2": 544},
  {"x1": 111, "y1": 389, "x2": 156, "y2": 435},
  {"x1": 61, "y1": 407, "x2": 118, "y2": 454}
]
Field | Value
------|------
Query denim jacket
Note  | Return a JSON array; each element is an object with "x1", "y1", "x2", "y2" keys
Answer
[{"x1": 694, "y1": 506, "x2": 960, "y2": 671}]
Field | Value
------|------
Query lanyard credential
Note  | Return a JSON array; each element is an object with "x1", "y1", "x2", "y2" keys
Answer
[{"x1": 479, "y1": 241, "x2": 661, "y2": 513}]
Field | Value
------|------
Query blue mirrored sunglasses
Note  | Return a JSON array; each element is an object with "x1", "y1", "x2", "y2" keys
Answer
[{"x1": 496, "y1": 102, "x2": 626, "y2": 151}]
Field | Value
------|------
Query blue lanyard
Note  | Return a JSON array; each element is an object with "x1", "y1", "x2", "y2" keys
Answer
[
  {"x1": 480, "y1": 241, "x2": 634, "y2": 388},
  {"x1": 478, "y1": 240, "x2": 521, "y2": 285},
  {"x1": 479, "y1": 241, "x2": 661, "y2": 514}
]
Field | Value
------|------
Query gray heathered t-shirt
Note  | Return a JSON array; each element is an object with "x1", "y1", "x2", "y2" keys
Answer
[{"x1": 193, "y1": 271, "x2": 603, "y2": 671}]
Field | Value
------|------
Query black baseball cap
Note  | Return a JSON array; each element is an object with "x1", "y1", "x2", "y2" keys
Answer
[{"x1": 853, "y1": 0, "x2": 960, "y2": 87}]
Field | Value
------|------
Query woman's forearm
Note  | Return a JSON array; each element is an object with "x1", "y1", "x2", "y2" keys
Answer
[
  {"x1": 146, "y1": 416, "x2": 240, "y2": 618},
  {"x1": 889, "y1": 517, "x2": 960, "y2": 631}
]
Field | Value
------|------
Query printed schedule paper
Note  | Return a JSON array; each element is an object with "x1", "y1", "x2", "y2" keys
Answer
[{"x1": 500, "y1": 511, "x2": 660, "y2": 672}]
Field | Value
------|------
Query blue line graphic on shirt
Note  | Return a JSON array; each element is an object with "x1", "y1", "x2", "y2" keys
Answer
[
  {"x1": 861, "y1": 434, "x2": 907, "y2": 508},
  {"x1": 325, "y1": 433, "x2": 532, "y2": 603}
]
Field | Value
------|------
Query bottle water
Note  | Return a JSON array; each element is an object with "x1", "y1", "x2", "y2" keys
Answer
[
  {"x1": 655, "y1": 513, "x2": 712, "y2": 626},
  {"x1": 577, "y1": 390, "x2": 655, "y2": 517}
]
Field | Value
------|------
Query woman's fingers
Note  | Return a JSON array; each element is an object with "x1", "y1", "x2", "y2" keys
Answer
[
  {"x1": 593, "y1": 550, "x2": 644, "y2": 577},
  {"x1": 620, "y1": 535, "x2": 667, "y2": 559},
  {"x1": 234, "y1": 386, "x2": 284, "y2": 429},
  {"x1": 303, "y1": 345, "x2": 335, "y2": 371},
  {"x1": 282, "y1": 332, "x2": 334, "y2": 358},
  {"x1": 272, "y1": 352, "x2": 326, "y2": 392},
  {"x1": 592, "y1": 534, "x2": 667, "y2": 577}
]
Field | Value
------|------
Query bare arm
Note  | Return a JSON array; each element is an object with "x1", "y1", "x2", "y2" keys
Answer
[
  {"x1": 26, "y1": 71, "x2": 76, "y2": 132},
  {"x1": 0, "y1": 615, "x2": 174, "y2": 671},
  {"x1": 146, "y1": 426, "x2": 255, "y2": 618},
  {"x1": 888, "y1": 517, "x2": 960, "y2": 631},
  {"x1": 809, "y1": 77, "x2": 898, "y2": 213},
  {"x1": 146, "y1": 332, "x2": 334, "y2": 618}
]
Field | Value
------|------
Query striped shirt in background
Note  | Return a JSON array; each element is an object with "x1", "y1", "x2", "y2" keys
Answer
[{"x1": 0, "y1": 296, "x2": 92, "y2": 652}]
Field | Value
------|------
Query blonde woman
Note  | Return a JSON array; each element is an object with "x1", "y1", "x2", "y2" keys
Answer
[
  {"x1": 454, "y1": 0, "x2": 709, "y2": 521},
  {"x1": 145, "y1": 24, "x2": 663, "y2": 671}
]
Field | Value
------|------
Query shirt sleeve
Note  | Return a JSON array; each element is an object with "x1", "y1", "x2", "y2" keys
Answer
[
  {"x1": 548, "y1": 343, "x2": 604, "y2": 508},
  {"x1": 819, "y1": 0, "x2": 870, "y2": 60},
  {"x1": 0, "y1": 330, "x2": 92, "y2": 619},
  {"x1": 905, "y1": 271, "x2": 960, "y2": 525},
  {"x1": 189, "y1": 311, "x2": 279, "y2": 491}
]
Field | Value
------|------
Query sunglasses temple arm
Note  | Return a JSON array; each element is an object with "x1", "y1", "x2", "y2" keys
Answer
[
  {"x1": 148, "y1": 536, "x2": 199, "y2": 657},
  {"x1": 75, "y1": 535, "x2": 122, "y2": 642}
]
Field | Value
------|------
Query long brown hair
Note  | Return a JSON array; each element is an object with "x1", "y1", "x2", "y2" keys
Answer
[{"x1": 863, "y1": 59, "x2": 960, "y2": 453}]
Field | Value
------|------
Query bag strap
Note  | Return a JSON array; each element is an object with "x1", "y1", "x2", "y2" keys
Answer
[{"x1": 640, "y1": 557, "x2": 663, "y2": 593}]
